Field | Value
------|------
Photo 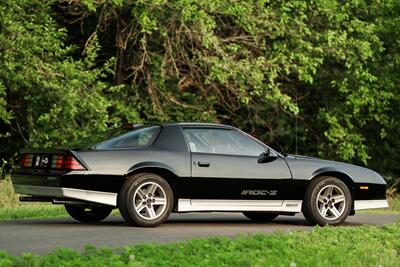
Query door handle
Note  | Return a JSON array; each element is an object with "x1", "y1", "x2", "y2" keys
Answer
[{"x1": 197, "y1": 161, "x2": 210, "y2": 167}]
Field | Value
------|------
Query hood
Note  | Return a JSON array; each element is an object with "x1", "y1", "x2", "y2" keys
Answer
[{"x1": 284, "y1": 154, "x2": 386, "y2": 185}]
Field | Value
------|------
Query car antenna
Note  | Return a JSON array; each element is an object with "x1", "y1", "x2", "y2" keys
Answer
[{"x1": 295, "y1": 92, "x2": 298, "y2": 155}]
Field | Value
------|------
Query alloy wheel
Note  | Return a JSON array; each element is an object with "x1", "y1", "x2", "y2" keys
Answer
[
  {"x1": 315, "y1": 184, "x2": 346, "y2": 220},
  {"x1": 133, "y1": 182, "x2": 167, "y2": 220}
]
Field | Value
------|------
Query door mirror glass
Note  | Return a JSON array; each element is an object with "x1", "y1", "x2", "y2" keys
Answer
[{"x1": 258, "y1": 148, "x2": 277, "y2": 163}]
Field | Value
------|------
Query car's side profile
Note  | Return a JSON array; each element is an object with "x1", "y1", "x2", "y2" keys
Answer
[{"x1": 12, "y1": 123, "x2": 388, "y2": 227}]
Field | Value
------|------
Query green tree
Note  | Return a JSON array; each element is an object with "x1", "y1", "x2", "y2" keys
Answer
[
  {"x1": 0, "y1": 0, "x2": 399, "y2": 182},
  {"x1": 63, "y1": 0, "x2": 399, "y2": 175},
  {"x1": 0, "y1": 0, "x2": 113, "y2": 158}
]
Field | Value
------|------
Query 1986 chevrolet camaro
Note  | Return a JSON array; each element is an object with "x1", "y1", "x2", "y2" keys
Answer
[{"x1": 13, "y1": 123, "x2": 388, "y2": 227}]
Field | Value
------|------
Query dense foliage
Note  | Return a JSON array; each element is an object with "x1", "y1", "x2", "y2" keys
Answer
[
  {"x1": 1, "y1": 223, "x2": 400, "y2": 266},
  {"x1": 0, "y1": 0, "x2": 399, "y2": 181}
]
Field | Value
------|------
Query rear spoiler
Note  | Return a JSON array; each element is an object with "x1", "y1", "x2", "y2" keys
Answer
[{"x1": 20, "y1": 148, "x2": 70, "y2": 154}]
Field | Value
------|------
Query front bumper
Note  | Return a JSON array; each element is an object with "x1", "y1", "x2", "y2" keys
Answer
[{"x1": 13, "y1": 184, "x2": 117, "y2": 207}]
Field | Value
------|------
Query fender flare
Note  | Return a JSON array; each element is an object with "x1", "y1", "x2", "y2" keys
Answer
[
  {"x1": 310, "y1": 167, "x2": 355, "y2": 183},
  {"x1": 125, "y1": 161, "x2": 178, "y2": 177}
]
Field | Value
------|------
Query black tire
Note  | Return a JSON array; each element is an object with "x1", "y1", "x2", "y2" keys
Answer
[
  {"x1": 303, "y1": 176, "x2": 352, "y2": 226},
  {"x1": 118, "y1": 173, "x2": 173, "y2": 227},
  {"x1": 65, "y1": 205, "x2": 113, "y2": 223},
  {"x1": 243, "y1": 212, "x2": 279, "y2": 222}
]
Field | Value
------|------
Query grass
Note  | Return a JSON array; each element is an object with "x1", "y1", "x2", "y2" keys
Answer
[
  {"x1": 1, "y1": 223, "x2": 400, "y2": 266},
  {"x1": 0, "y1": 205, "x2": 67, "y2": 220}
]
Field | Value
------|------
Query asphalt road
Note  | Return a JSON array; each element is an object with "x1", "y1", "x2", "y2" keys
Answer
[{"x1": 0, "y1": 213, "x2": 398, "y2": 255}]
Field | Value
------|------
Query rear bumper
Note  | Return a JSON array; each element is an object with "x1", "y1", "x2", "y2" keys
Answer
[
  {"x1": 13, "y1": 184, "x2": 117, "y2": 207},
  {"x1": 12, "y1": 172, "x2": 124, "y2": 193},
  {"x1": 353, "y1": 199, "x2": 389, "y2": 210}
]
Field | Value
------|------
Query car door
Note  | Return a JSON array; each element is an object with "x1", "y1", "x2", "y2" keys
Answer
[{"x1": 179, "y1": 127, "x2": 292, "y2": 200}]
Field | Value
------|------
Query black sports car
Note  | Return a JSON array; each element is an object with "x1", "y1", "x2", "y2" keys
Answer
[{"x1": 12, "y1": 123, "x2": 388, "y2": 227}]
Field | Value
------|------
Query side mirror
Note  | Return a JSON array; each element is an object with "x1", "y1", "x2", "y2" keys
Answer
[{"x1": 258, "y1": 149, "x2": 277, "y2": 163}]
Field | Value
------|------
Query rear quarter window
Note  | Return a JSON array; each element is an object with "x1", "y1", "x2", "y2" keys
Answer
[{"x1": 94, "y1": 126, "x2": 161, "y2": 149}]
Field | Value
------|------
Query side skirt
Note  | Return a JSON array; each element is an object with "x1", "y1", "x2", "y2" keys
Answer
[{"x1": 177, "y1": 199, "x2": 302, "y2": 212}]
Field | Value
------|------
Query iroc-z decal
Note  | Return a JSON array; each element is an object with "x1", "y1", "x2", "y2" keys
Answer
[{"x1": 241, "y1": 190, "x2": 278, "y2": 196}]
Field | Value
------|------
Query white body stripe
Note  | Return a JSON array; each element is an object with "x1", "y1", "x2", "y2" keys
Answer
[
  {"x1": 178, "y1": 199, "x2": 302, "y2": 212},
  {"x1": 354, "y1": 199, "x2": 388, "y2": 210}
]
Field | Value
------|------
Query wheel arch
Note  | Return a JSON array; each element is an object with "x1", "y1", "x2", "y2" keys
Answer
[
  {"x1": 309, "y1": 169, "x2": 356, "y2": 212},
  {"x1": 125, "y1": 162, "x2": 180, "y2": 210}
]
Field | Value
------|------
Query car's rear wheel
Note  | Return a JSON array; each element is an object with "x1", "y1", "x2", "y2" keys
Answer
[
  {"x1": 303, "y1": 176, "x2": 352, "y2": 226},
  {"x1": 118, "y1": 173, "x2": 173, "y2": 227},
  {"x1": 65, "y1": 205, "x2": 113, "y2": 223},
  {"x1": 242, "y1": 212, "x2": 279, "y2": 222}
]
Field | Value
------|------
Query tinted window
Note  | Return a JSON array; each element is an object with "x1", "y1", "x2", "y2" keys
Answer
[
  {"x1": 94, "y1": 126, "x2": 160, "y2": 149},
  {"x1": 183, "y1": 128, "x2": 265, "y2": 156}
]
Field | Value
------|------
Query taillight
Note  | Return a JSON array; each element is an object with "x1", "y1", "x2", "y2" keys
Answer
[
  {"x1": 52, "y1": 155, "x2": 64, "y2": 169},
  {"x1": 51, "y1": 155, "x2": 86, "y2": 170},
  {"x1": 63, "y1": 155, "x2": 86, "y2": 170},
  {"x1": 21, "y1": 154, "x2": 33, "y2": 168}
]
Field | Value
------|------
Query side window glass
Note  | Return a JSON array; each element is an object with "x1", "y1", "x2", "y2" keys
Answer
[
  {"x1": 183, "y1": 128, "x2": 265, "y2": 156},
  {"x1": 183, "y1": 129, "x2": 215, "y2": 153}
]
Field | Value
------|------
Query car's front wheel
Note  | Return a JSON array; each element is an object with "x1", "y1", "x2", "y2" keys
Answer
[
  {"x1": 65, "y1": 205, "x2": 113, "y2": 223},
  {"x1": 118, "y1": 173, "x2": 173, "y2": 227},
  {"x1": 303, "y1": 176, "x2": 352, "y2": 226},
  {"x1": 243, "y1": 212, "x2": 279, "y2": 222}
]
